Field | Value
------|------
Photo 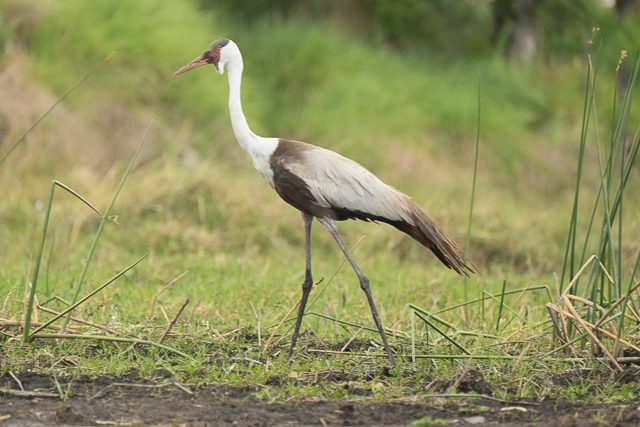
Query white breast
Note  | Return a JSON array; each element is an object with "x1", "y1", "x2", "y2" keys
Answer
[{"x1": 248, "y1": 136, "x2": 278, "y2": 188}]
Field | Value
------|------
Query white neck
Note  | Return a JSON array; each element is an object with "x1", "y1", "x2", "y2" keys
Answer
[
  {"x1": 226, "y1": 56, "x2": 257, "y2": 151},
  {"x1": 224, "y1": 45, "x2": 278, "y2": 187}
]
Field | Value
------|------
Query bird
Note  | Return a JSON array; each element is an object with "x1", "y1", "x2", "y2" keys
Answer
[{"x1": 175, "y1": 38, "x2": 474, "y2": 367}]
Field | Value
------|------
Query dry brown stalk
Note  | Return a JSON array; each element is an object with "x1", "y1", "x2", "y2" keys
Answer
[
  {"x1": 594, "y1": 281, "x2": 640, "y2": 328},
  {"x1": 340, "y1": 327, "x2": 365, "y2": 352},
  {"x1": 547, "y1": 304, "x2": 568, "y2": 344},
  {"x1": 0, "y1": 319, "x2": 76, "y2": 333},
  {"x1": 159, "y1": 299, "x2": 190, "y2": 343},
  {"x1": 561, "y1": 295, "x2": 621, "y2": 371},
  {"x1": 547, "y1": 303, "x2": 640, "y2": 353},
  {"x1": 546, "y1": 303, "x2": 579, "y2": 358},
  {"x1": 565, "y1": 295, "x2": 615, "y2": 334},
  {"x1": 559, "y1": 255, "x2": 598, "y2": 298}
]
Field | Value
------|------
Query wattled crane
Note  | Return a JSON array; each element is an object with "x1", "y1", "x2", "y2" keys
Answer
[{"x1": 175, "y1": 38, "x2": 474, "y2": 366}]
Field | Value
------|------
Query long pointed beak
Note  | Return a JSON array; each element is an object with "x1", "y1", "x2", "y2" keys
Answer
[{"x1": 174, "y1": 55, "x2": 208, "y2": 76}]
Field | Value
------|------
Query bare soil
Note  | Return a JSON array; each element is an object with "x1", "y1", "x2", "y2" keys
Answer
[{"x1": 1, "y1": 372, "x2": 639, "y2": 426}]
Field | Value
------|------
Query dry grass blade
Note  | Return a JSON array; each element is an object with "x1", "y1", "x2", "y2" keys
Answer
[
  {"x1": 36, "y1": 305, "x2": 118, "y2": 335},
  {"x1": 546, "y1": 304, "x2": 568, "y2": 344},
  {"x1": 150, "y1": 271, "x2": 189, "y2": 316},
  {"x1": 1, "y1": 319, "x2": 77, "y2": 334},
  {"x1": 7, "y1": 372, "x2": 24, "y2": 391},
  {"x1": 559, "y1": 255, "x2": 598, "y2": 299},
  {"x1": 594, "y1": 281, "x2": 640, "y2": 328},
  {"x1": 159, "y1": 299, "x2": 189, "y2": 343},
  {"x1": 171, "y1": 381, "x2": 194, "y2": 396},
  {"x1": 547, "y1": 303, "x2": 640, "y2": 353},
  {"x1": 566, "y1": 295, "x2": 614, "y2": 332},
  {"x1": 263, "y1": 300, "x2": 298, "y2": 353},
  {"x1": 340, "y1": 327, "x2": 365, "y2": 352},
  {"x1": 561, "y1": 295, "x2": 622, "y2": 371},
  {"x1": 89, "y1": 381, "x2": 193, "y2": 400}
]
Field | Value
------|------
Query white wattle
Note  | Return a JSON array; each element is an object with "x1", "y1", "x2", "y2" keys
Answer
[{"x1": 224, "y1": 42, "x2": 277, "y2": 188}]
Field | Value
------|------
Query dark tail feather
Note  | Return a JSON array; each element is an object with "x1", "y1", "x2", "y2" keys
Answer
[{"x1": 390, "y1": 202, "x2": 475, "y2": 276}]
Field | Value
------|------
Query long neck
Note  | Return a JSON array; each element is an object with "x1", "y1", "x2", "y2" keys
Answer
[{"x1": 226, "y1": 57, "x2": 257, "y2": 153}]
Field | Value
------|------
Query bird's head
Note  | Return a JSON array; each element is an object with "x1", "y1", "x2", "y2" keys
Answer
[{"x1": 174, "y1": 38, "x2": 237, "y2": 76}]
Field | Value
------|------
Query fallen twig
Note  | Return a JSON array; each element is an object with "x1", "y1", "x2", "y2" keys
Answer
[{"x1": 0, "y1": 319, "x2": 76, "y2": 333}]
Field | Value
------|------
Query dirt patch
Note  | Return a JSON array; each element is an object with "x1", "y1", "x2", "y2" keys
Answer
[{"x1": 0, "y1": 372, "x2": 639, "y2": 426}]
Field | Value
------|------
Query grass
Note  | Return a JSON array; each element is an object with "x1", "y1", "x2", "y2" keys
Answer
[
  {"x1": 1, "y1": 0, "x2": 640, "y2": 404},
  {"x1": 22, "y1": 179, "x2": 103, "y2": 341}
]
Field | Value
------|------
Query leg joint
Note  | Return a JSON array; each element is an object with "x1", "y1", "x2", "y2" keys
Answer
[{"x1": 302, "y1": 270, "x2": 313, "y2": 290}]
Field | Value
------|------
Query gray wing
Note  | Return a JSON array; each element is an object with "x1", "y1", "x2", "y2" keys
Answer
[{"x1": 286, "y1": 145, "x2": 415, "y2": 222}]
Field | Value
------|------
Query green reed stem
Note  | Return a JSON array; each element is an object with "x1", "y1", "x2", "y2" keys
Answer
[{"x1": 23, "y1": 181, "x2": 103, "y2": 342}]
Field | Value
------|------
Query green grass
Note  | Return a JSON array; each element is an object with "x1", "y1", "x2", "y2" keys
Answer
[{"x1": 1, "y1": 0, "x2": 639, "y2": 403}]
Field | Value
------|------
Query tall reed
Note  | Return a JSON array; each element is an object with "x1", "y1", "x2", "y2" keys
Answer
[{"x1": 558, "y1": 40, "x2": 640, "y2": 353}]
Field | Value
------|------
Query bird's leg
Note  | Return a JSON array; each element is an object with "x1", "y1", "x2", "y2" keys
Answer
[
  {"x1": 317, "y1": 217, "x2": 397, "y2": 368},
  {"x1": 290, "y1": 212, "x2": 314, "y2": 354}
]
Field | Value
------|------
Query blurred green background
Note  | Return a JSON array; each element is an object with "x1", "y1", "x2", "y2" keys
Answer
[{"x1": 0, "y1": 0, "x2": 639, "y2": 336}]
